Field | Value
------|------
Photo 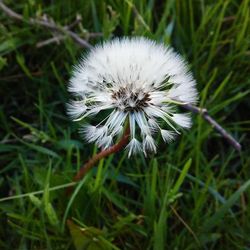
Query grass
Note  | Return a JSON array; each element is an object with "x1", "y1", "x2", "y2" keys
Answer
[{"x1": 0, "y1": 0, "x2": 250, "y2": 249}]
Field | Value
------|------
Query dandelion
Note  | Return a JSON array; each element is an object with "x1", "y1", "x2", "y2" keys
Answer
[{"x1": 67, "y1": 37, "x2": 198, "y2": 156}]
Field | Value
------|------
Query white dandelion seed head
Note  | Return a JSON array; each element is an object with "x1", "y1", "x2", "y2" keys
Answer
[{"x1": 68, "y1": 37, "x2": 198, "y2": 156}]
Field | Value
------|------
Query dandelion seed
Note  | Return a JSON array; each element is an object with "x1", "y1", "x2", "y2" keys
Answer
[{"x1": 67, "y1": 37, "x2": 198, "y2": 155}]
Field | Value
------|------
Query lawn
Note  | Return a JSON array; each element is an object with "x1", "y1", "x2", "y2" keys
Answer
[{"x1": 0, "y1": 0, "x2": 249, "y2": 249}]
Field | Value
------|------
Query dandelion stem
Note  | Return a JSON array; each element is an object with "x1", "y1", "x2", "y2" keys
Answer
[{"x1": 66, "y1": 127, "x2": 130, "y2": 194}]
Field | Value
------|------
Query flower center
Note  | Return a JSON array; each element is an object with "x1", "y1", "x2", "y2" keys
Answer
[{"x1": 111, "y1": 87, "x2": 151, "y2": 111}]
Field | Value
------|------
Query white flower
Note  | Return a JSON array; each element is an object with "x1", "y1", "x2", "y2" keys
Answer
[{"x1": 67, "y1": 37, "x2": 198, "y2": 156}]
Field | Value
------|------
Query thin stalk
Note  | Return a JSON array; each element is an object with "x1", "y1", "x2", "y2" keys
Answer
[{"x1": 66, "y1": 127, "x2": 130, "y2": 194}]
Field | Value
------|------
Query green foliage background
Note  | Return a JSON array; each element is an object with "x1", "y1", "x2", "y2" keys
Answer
[{"x1": 0, "y1": 0, "x2": 249, "y2": 249}]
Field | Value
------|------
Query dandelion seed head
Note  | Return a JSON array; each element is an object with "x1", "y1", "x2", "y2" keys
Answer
[{"x1": 68, "y1": 37, "x2": 198, "y2": 155}]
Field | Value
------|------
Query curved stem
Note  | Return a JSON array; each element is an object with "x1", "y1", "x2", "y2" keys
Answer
[
  {"x1": 73, "y1": 127, "x2": 130, "y2": 182},
  {"x1": 66, "y1": 127, "x2": 130, "y2": 195}
]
